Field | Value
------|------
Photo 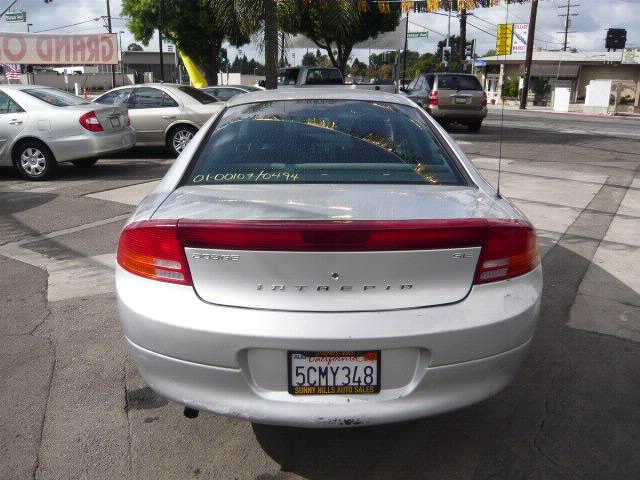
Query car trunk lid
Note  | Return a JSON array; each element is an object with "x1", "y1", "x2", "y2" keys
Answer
[{"x1": 152, "y1": 184, "x2": 517, "y2": 312}]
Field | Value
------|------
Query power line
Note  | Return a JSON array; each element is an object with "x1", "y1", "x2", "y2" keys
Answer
[
  {"x1": 34, "y1": 18, "x2": 101, "y2": 33},
  {"x1": 557, "y1": 3, "x2": 580, "y2": 51}
]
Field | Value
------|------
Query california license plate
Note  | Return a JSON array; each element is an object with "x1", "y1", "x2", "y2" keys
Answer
[
  {"x1": 455, "y1": 96, "x2": 469, "y2": 104},
  {"x1": 288, "y1": 351, "x2": 381, "y2": 395}
]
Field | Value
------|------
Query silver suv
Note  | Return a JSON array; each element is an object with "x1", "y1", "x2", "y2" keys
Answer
[{"x1": 405, "y1": 73, "x2": 487, "y2": 131}]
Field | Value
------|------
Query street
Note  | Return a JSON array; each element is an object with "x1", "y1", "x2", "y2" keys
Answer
[{"x1": 1, "y1": 110, "x2": 639, "y2": 480}]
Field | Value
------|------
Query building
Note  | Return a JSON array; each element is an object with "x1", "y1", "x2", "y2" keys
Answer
[
  {"x1": 121, "y1": 50, "x2": 179, "y2": 83},
  {"x1": 478, "y1": 49, "x2": 640, "y2": 109}
]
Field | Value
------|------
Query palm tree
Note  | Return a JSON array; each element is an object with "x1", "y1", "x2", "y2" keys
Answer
[{"x1": 222, "y1": 0, "x2": 278, "y2": 90}]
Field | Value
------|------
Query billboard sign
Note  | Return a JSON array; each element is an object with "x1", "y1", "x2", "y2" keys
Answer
[
  {"x1": 0, "y1": 33, "x2": 118, "y2": 65},
  {"x1": 496, "y1": 23, "x2": 528, "y2": 55},
  {"x1": 622, "y1": 48, "x2": 640, "y2": 65},
  {"x1": 512, "y1": 24, "x2": 529, "y2": 53},
  {"x1": 496, "y1": 24, "x2": 513, "y2": 56}
]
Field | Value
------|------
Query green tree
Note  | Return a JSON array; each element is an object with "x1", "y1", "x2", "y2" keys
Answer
[
  {"x1": 482, "y1": 49, "x2": 497, "y2": 57},
  {"x1": 279, "y1": 0, "x2": 401, "y2": 75},
  {"x1": 350, "y1": 58, "x2": 367, "y2": 79},
  {"x1": 301, "y1": 51, "x2": 317, "y2": 66},
  {"x1": 122, "y1": 0, "x2": 248, "y2": 85},
  {"x1": 410, "y1": 52, "x2": 443, "y2": 76},
  {"x1": 127, "y1": 43, "x2": 143, "y2": 51},
  {"x1": 220, "y1": 0, "x2": 278, "y2": 89}
]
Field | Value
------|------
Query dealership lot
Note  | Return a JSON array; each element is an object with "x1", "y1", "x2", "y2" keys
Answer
[{"x1": 1, "y1": 110, "x2": 639, "y2": 480}]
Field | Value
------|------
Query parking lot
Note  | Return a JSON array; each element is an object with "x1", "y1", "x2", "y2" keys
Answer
[{"x1": 1, "y1": 109, "x2": 639, "y2": 480}]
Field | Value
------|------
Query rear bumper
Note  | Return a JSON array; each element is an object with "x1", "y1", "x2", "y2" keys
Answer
[
  {"x1": 117, "y1": 265, "x2": 542, "y2": 427},
  {"x1": 427, "y1": 106, "x2": 488, "y2": 121},
  {"x1": 127, "y1": 336, "x2": 532, "y2": 428},
  {"x1": 51, "y1": 127, "x2": 136, "y2": 162}
]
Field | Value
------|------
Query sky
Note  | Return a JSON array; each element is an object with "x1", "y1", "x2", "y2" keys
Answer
[{"x1": 2, "y1": 0, "x2": 639, "y2": 64}]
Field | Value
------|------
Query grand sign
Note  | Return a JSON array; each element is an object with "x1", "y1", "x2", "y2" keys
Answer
[{"x1": 0, "y1": 33, "x2": 118, "y2": 65}]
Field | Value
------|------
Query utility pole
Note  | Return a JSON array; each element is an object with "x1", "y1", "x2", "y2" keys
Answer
[
  {"x1": 443, "y1": 0, "x2": 451, "y2": 70},
  {"x1": 105, "y1": 0, "x2": 115, "y2": 88},
  {"x1": 558, "y1": 3, "x2": 579, "y2": 51},
  {"x1": 158, "y1": 0, "x2": 165, "y2": 82},
  {"x1": 402, "y1": 11, "x2": 408, "y2": 89},
  {"x1": 520, "y1": 0, "x2": 539, "y2": 110},
  {"x1": 459, "y1": 7, "x2": 467, "y2": 70}
]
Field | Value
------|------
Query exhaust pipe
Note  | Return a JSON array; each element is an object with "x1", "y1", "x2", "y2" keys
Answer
[{"x1": 183, "y1": 407, "x2": 199, "y2": 419}]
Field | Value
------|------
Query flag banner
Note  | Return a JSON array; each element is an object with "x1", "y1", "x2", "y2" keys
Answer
[
  {"x1": 3, "y1": 63, "x2": 21, "y2": 80},
  {"x1": 0, "y1": 33, "x2": 119, "y2": 65}
]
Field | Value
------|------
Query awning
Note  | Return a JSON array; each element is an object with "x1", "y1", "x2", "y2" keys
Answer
[{"x1": 524, "y1": 64, "x2": 580, "y2": 77}]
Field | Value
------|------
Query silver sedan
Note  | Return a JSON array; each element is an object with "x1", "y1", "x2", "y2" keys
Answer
[
  {"x1": 116, "y1": 88, "x2": 542, "y2": 427},
  {"x1": 0, "y1": 85, "x2": 135, "y2": 180},
  {"x1": 94, "y1": 83, "x2": 224, "y2": 156}
]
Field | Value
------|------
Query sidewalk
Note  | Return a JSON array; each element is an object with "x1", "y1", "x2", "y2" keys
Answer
[{"x1": 488, "y1": 103, "x2": 640, "y2": 119}]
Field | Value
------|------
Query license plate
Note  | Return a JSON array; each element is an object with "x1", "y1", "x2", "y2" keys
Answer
[
  {"x1": 455, "y1": 97, "x2": 469, "y2": 104},
  {"x1": 110, "y1": 117, "x2": 121, "y2": 128},
  {"x1": 288, "y1": 351, "x2": 381, "y2": 395}
]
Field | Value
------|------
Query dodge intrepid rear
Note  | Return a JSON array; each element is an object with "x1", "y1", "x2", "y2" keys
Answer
[{"x1": 116, "y1": 89, "x2": 542, "y2": 428}]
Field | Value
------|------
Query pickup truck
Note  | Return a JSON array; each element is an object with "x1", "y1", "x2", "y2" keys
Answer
[{"x1": 276, "y1": 67, "x2": 397, "y2": 93}]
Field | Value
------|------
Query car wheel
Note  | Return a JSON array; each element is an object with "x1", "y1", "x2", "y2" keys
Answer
[
  {"x1": 72, "y1": 158, "x2": 99, "y2": 168},
  {"x1": 14, "y1": 141, "x2": 57, "y2": 181},
  {"x1": 168, "y1": 125, "x2": 197, "y2": 157},
  {"x1": 468, "y1": 120, "x2": 482, "y2": 132}
]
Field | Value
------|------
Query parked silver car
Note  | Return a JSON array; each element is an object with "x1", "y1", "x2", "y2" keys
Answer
[
  {"x1": 116, "y1": 89, "x2": 542, "y2": 428},
  {"x1": 94, "y1": 84, "x2": 223, "y2": 156},
  {"x1": 202, "y1": 85, "x2": 262, "y2": 101},
  {"x1": 0, "y1": 85, "x2": 134, "y2": 180}
]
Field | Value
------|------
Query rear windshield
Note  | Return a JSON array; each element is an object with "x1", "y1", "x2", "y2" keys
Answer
[
  {"x1": 304, "y1": 68, "x2": 343, "y2": 85},
  {"x1": 278, "y1": 69, "x2": 299, "y2": 86},
  {"x1": 184, "y1": 100, "x2": 465, "y2": 186},
  {"x1": 437, "y1": 75, "x2": 483, "y2": 91},
  {"x1": 178, "y1": 86, "x2": 218, "y2": 104},
  {"x1": 23, "y1": 88, "x2": 89, "y2": 106}
]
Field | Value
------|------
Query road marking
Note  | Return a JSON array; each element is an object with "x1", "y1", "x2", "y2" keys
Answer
[
  {"x1": 0, "y1": 215, "x2": 127, "y2": 302},
  {"x1": 87, "y1": 181, "x2": 160, "y2": 206}
]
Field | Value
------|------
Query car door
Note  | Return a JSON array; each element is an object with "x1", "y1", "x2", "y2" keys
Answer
[
  {"x1": 0, "y1": 90, "x2": 27, "y2": 165},
  {"x1": 407, "y1": 75, "x2": 426, "y2": 106},
  {"x1": 127, "y1": 87, "x2": 180, "y2": 145}
]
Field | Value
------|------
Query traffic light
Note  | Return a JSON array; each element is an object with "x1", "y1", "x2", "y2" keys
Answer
[
  {"x1": 465, "y1": 40, "x2": 475, "y2": 59},
  {"x1": 443, "y1": 47, "x2": 451, "y2": 64},
  {"x1": 605, "y1": 29, "x2": 627, "y2": 50}
]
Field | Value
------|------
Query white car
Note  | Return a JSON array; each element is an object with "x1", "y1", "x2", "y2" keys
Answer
[
  {"x1": 116, "y1": 88, "x2": 542, "y2": 427},
  {"x1": 0, "y1": 85, "x2": 135, "y2": 180}
]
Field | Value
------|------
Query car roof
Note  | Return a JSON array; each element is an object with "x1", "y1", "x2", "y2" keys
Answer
[{"x1": 225, "y1": 87, "x2": 414, "y2": 107}]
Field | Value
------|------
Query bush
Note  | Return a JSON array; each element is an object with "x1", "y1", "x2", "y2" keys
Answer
[{"x1": 501, "y1": 79, "x2": 519, "y2": 98}]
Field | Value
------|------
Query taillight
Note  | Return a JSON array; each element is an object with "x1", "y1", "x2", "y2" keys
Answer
[
  {"x1": 475, "y1": 220, "x2": 539, "y2": 284},
  {"x1": 428, "y1": 90, "x2": 439, "y2": 106},
  {"x1": 117, "y1": 221, "x2": 192, "y2": 285},
  {"x1": 126, "y1": 114, "x2": 131, "y2": 127},
  {"x1": 480, "y1": 92, "x2": 487, "y2": 107},
  {"x1": 79, "y1": 111, "x2": 104, "y2": 132},
  {"x1": 117, "y1": 219, "x2": 538, "y2": 286}
]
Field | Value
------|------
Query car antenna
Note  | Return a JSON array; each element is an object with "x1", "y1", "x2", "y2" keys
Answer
[{"x1": 496, "y1": 1, "x2": 510, "y2": 200}]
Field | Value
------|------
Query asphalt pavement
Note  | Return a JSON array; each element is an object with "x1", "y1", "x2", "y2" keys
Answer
[{"x1": 1, "y1": 110, "x2": 639, "y2": 480}]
